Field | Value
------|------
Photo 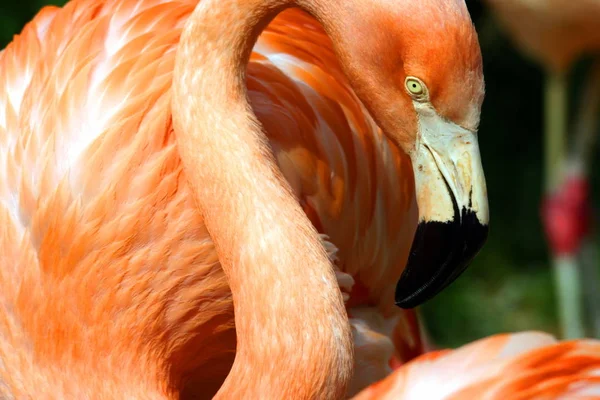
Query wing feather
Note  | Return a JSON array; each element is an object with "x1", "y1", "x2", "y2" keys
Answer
[{"x1": 354, "y1": 332, "x2": 600, "y2": 400}]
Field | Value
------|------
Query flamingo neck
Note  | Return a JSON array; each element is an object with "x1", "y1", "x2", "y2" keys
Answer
[{"x1": 172, "y1": 0, "x2": 353, "y2": 398}]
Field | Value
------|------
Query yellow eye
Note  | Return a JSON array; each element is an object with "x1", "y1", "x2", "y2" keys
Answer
[{"x1": 405, "y1": 77, "x2": 428, "y2": 100}]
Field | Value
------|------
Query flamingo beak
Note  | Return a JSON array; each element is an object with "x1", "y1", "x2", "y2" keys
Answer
[{"x1": 395, "y1": 106, "x2": 489, "y2": 309}]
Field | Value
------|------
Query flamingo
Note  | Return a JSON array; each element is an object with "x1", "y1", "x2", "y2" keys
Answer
[
  {"x1": 353, "y1": 331, "x2": 600, "y2": 399},
  {"x1": 485, "y1": 0, "x2": 600, "y2": 339},
  {"x1": 484, "y1": 0, "x2": 600, "y2": 73},
  {"x1": 0, "y1": 0, "x2": 489, "y2": 398}
]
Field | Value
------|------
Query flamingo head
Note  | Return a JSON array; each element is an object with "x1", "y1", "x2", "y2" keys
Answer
[{"x1": 326, "y1": 0, "x2": 489, "y2": 308}]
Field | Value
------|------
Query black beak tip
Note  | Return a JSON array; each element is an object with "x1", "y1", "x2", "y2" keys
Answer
[{"x1": 395, "y1": 209, "x2": 489, "y2": 309}]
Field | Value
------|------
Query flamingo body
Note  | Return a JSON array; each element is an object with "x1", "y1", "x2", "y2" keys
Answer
[
  {"x1": 354, "y1": 331, "x2": 600, "y2": 400},
  {"x1": 0, "y1": 0, "x2": 420, "y2": 397},
  {"x1": 486, "y1": 0, "x2": 600, "y2": 72}
]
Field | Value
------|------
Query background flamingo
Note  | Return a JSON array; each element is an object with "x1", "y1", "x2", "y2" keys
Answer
[
  {"x1": 354, "y1": 331, "x2": 600, "y2": 399},
  {"x1": 0, "y1": 0, "x2": 489, "y2": 397},
  {"x1": 485, "y1": 0, "x2": 600, "y2": 339}
]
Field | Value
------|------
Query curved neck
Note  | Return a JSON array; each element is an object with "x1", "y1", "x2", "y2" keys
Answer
[{"x1": 172, "y1": 0, "x2": 353, "y2": 398}]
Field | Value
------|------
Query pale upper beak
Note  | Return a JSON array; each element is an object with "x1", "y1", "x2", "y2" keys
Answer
[{"x1": 395, "y1": 103, "x2": 489, "y2": 309}]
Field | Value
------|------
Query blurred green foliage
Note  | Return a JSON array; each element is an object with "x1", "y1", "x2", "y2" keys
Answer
[
  {"x1": 1, "y1": 0, "x2": 66, "y2": 45},
  {"x1": 1, "y1": 1, "x2": 597, "y2": 348}
]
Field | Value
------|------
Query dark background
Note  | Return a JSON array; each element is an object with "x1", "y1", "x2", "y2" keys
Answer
[{"x1": 2, "y1": 0, "x2": 598, "y2": 347}]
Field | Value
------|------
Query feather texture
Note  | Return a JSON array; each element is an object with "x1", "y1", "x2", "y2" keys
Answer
[
  {"x1": 0, "y1": 0, "x2": 420, "y2": 397},
  {"x1": 353, "y1": 331, "x2": 600, "y2": 400}
]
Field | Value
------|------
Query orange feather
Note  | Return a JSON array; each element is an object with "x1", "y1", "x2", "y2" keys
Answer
[
  {"x1": 0, "y1": 0, "x2": 421, "y2": 397},
  {"x1": 353, "y1": 332, "x2": 600, "y2": 400}
]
